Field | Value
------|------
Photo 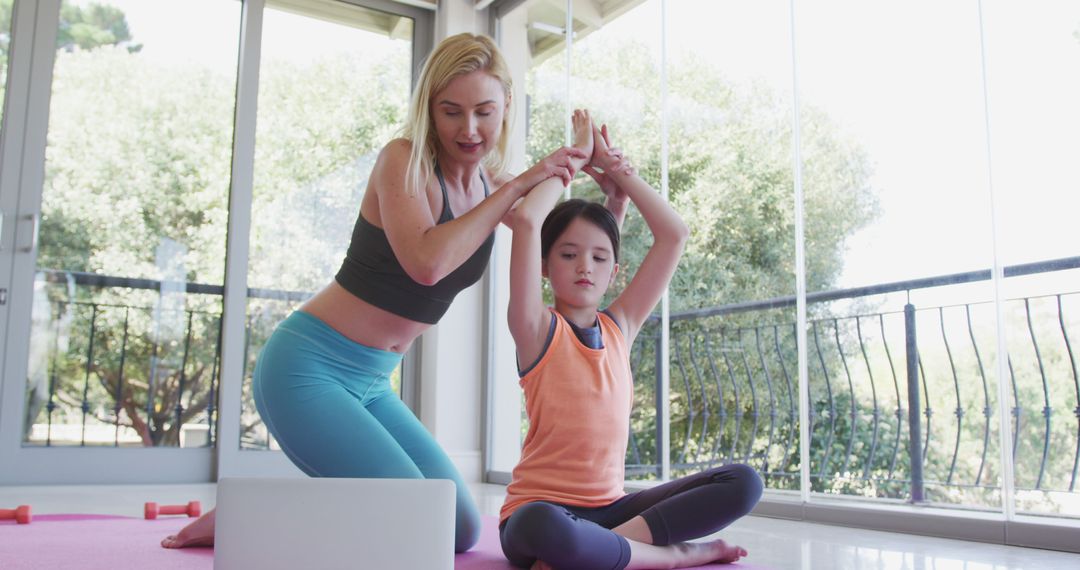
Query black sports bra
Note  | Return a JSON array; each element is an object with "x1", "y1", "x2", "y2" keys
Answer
[{"x1": 334, "y1": 166, "x2": 495, "y2": 324}]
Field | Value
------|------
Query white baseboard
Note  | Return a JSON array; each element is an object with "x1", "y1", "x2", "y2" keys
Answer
[{"x1": 752, "y1": 493, "x2": 1080, "y2": 554}]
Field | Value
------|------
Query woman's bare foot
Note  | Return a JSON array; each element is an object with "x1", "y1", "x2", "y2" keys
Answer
[
  {"x1": 529, "y1": 560, "x2": 555, "y2": 570},
  {"x1": 160, "y1": 508, "x2": 216, "y2": 548}
]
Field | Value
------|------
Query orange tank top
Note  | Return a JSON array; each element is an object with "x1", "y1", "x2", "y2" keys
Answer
[{"x1": 499, "y1": 310, "x2": 633, "y2": 523}]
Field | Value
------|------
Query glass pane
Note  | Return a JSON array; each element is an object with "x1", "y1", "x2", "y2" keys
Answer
[
  {"x1": 492, "y1": 0, "x2": 670, "y2": 479},
  {"x1": 487, "y1": 0, "x2": 547, "y2": 476},
  {"x1": 24, "y1": 0, "x2": 241, "y2": 448},
  {"x1": 523, "y1": 10, "x2": 569, "y2": 197},
  {"x1": 564, "y1": 0, "x2": 664, "y2": 482},
  {"x1": 799, "y1": 1, "x2": 1000, "y2": 509},
  {"x1": 241, "y1": 2, "x2": 413, "y2": 450},
  {"x1": 668, "y1": 0, "x2": 799, "y2": 491},
  {"x1": 514, "y1": 0, "x2": 667, "y2": 481},
  {"x1": 577, "y1": 0, "x2": 664, "y2": 482},
  {"x1": 982, "y1": 1, "x2": 1080, "y2": 518},
  {"x1": 522, "y1": 27, "x2": 566, "y2": 439}
]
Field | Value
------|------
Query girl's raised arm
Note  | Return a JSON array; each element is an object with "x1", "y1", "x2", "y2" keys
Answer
[
  {"x1": 506, "y1": 110, "x2": 594, "y2": 367},
  {"x1": 600, "y1": 125, "x2": 690, "y2": 346}
]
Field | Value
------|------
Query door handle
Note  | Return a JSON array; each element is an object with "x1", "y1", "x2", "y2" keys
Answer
[{"x1": 19, "y1": 213, "x2": 39, "y2": 253}]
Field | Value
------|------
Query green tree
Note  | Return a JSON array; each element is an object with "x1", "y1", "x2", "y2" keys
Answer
[
  {"x1": 0, "y1": 0, "x2": 140, "y2": 60},
  {"x1": 57, "y1": 2, "x2": 141, "y2": 53},
  {"x1": 2, "y1": 0, "x2": 140, "y2": 131}
]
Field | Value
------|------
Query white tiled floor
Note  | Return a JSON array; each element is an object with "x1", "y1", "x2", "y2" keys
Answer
[{"x1": 3, "y1": 482, "x2": 1078, "y2": 569}]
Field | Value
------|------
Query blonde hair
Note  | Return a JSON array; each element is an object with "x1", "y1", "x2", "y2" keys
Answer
[{"x1": 401, "y1": 33, "x2": 514, "y2": 196}]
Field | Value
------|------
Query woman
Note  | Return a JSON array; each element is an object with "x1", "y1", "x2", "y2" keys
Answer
[{"x1": 162, "y1": 32, "x2": 594, "y2": 551}]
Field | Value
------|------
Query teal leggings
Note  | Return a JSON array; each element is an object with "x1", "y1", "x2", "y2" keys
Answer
[{"x1": 252, "y1": 310, "x2": 481, "y2": 552}]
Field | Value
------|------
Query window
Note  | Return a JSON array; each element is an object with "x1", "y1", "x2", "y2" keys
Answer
[
  {"x1": 667, "y1": 0, "x2": 799, "y2": 487},
  {"x1": 492, "y1": 0, "x2": 1080, "y2": 521},
  {"x1": 981, "y1": 1, "x2": 1080, "y2": 516},
  {"x1": 798, "y1": 0, "x2": 1000, "y2": 509},
  {"x1": 25, "y1": 0, "x2": 242, "y2": 448},
  {"x1": 240, "y1": 1, "x2": 414, "y2": 449}
]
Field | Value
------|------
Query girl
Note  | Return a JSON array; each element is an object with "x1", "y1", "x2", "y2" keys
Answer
[{"x1": 500, "y1": 110, "x2": 763, "y2": 569}]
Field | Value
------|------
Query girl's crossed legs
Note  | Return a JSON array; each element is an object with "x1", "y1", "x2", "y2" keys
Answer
[{"x1": 500, "y1": 463, "x2": 762, "y2": 569}]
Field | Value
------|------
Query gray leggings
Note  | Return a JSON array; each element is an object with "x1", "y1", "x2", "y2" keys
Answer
[{"x1": 499, "y1": 463, "x2": 763, "y2": 569}]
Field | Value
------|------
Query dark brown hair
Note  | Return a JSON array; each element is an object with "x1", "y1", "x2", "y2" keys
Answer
[{"x1": 540, "y1": 199, "x2": 620, "y2": 263}]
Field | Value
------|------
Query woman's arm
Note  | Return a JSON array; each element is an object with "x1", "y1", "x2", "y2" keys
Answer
[
  {"x1": 601, "y1": 125, "x2": 690, "y2": 346},
  {"x1": 375, "y1": 138, "x2": 586, "y2": 286},
  {"x1": 507, "y1": 110, "x2": 594, "y2": 367}
]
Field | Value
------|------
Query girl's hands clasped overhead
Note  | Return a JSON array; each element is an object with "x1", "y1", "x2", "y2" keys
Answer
[{"x1": 582, "y1": 123, "x2": 633, "y2": 204}]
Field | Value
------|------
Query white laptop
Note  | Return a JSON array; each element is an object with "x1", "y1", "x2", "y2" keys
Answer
[{"x1": 214, "y1": 477, "x2": 456, "y2": 570}]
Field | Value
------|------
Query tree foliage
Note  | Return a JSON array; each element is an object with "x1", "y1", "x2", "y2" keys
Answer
[
  {"x1": 1, "y1": 0, "x2": 12, "y2": 59},
  {"x1": 58, "y1": 2, "x2": 141, "y2": 53},
  {"x1": 526, "y1": 40, "x2": 878, "y2": 315},
  {"x1": 26, "y1": 4, "x2": 410, "y2": 446},
  {"x1": 0, "y1": 0, "x2": 139, "y2": 60}
]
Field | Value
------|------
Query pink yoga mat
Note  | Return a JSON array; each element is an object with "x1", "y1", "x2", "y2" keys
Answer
[
  {"x1": 0, "y1": 514, "x2": 212, "y2": 570},
  {"x1": 0, "y1": 514, "x2": 767, "y2": 569}
]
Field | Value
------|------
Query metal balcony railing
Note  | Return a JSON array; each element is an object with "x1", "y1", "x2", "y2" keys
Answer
[
  {"x1": 24, "y1": 256, "x2": 1080, "y2": 507},
  {"x1": 626, "y1": 256, "x2": 1080, "y2": 505},
  {"x1": 26, "y1": 270, "x2": 307, "y2": 448}
]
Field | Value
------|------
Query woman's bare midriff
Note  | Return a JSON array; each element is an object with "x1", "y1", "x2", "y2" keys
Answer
[{"x1": 298, "y1": 281, "x2": 430, "y2": 353}]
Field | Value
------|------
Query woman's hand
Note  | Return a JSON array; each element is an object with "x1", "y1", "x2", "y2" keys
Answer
[
  {"x1": 589, "y1": 123, "x2": 634, "y2": 174},
  {"x1": 521, "y1": 146, "x2": 589, "y2": 190},
  {"x1": 582, "y1": 163, "x2": 629, "y2": 202}
]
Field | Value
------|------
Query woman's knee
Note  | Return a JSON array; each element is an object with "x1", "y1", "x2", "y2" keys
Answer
[{"x1": 454, "y1": 497, "x2": 482, "y2": 552}]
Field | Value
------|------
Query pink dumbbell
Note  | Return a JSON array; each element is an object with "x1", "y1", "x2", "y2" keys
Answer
[
  {"x1": 144, "y1": 500, "x2": 201, "y2": 520},
  {"x1": 0, "y1": 505, "x2": 31, "y2": 524}
]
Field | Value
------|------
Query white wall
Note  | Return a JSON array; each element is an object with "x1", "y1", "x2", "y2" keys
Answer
[
  {"x1": 487, "y1": 4, "x2": 529, "y2": 478},
  {"x1": 434, "y1": 0, "x2": 489, "y2": 41},
  {"x1": 416, "y1": 0, "x2": 497, "y2": 485}
]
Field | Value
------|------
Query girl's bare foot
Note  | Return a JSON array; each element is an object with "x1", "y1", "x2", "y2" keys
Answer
[
  {"x1": 626, "y1": 536, "x2": 748, "y2": 569},
  {"x1": 160, "y1": 508, "x2": 216, "y2": 548},
  {"x1": 692, "y1": 538, "x2": 747, "y2": 565},
  {"x1": 530, "y1": 560, "x2": 555, "y2": 570},
  {"x1": 572, "y1": 109, "x2": 594, "y2": 158},
  {"x1": 646, "y1": 538, "x2": 747, "y2": 568}
]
